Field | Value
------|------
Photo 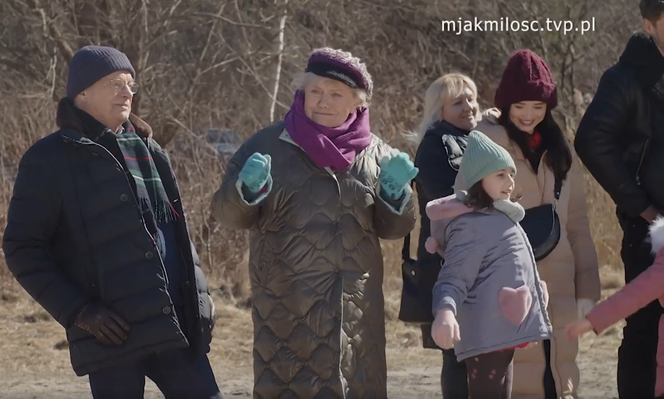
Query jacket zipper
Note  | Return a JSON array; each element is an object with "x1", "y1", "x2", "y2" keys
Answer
[
  {"x1": 635, "y1": 138, "x2": 649, "y2": 186},
  {"x1": 62, "y1": 135, "x2": 172, "y2": 294},
  {"x1": 147, "y1": 145, "x2": 202, "y2": 338}
]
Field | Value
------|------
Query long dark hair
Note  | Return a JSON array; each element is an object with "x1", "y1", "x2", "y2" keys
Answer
[
  {"x1": 499, "y1": 106, "x2": 572, "y2": 182},
  {"x1": 463, "y1": 182, "x2": 494, "y2": 210},
  {"x1": 463, "y1": 181, "x2": 520, "y2": 210}
]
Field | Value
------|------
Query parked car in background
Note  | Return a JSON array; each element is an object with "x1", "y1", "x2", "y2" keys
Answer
[
  {"x1": 206, "y1": 128, "x2": 242, "y2": 158},
  {"x1": 171, "y1": 127, "x2": 242, "y2": 161}
]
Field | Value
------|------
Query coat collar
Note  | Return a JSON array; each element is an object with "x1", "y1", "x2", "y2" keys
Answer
[
  {"x1": 426, "y1": 120, "x2": 469, "y2": 138},
  {"x1": 55, "y1": 97, "x2": 153, "y2": 142},
  {"x1": 619, "y1": 32, "x2": 664, "y2": 101}
]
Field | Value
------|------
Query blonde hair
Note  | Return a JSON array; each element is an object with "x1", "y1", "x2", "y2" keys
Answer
[
  {"x1": 410, "y1": 73, "x2": 480, "y2": 143},
  {"x1": 291, "y1": 71, "x2": 369, "y2": 108}
]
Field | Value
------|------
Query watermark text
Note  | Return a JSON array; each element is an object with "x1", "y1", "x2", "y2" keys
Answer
[{"x1": 442, "y1": 17, "x2": 596, "y2": 35}]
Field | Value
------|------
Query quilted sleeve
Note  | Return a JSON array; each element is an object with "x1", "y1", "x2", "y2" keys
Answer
[
  {"x1": 372, "y1": 141, "x2": 416, "y2": 240},
  {"x1": 210, "y1": 139, "x2": 272, "y2": 230}
]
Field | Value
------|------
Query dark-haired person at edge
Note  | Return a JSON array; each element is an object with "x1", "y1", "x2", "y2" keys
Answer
[{"x1": 574, "y1": 1, "x2": 664, "y2": 397}]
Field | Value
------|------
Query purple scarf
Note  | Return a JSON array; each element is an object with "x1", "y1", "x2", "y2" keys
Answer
[{"x1": 284, "y1": 90, "x2": 372, "y2": 171}]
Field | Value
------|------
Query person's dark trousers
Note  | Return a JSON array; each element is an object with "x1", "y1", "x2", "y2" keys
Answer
[
  {"x1": 616, "y1": 216, "x2": 660, "y2": 399},
  {"x1": 441, "y1": 348, "x2": 469, "y2": 398},
  {"x1": 88, "y1": 348, "x2": 222, "y2": 399},
  {"x1": 542, "y1": 340, "x2": 557, "y2": 399}
]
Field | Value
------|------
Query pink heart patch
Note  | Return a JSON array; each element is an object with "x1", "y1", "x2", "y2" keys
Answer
[{"x1": 499, "y1": 285, "x2": 532, "y2": 326}]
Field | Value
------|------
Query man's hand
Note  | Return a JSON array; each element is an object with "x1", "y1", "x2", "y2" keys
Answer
[
  {"x1": 209, "y1": 293, "x2": 216, "y2": 330},
  {"x1": 640, "y1": 205, "x2": 661, "y2": 224},
  {"x1": 431, "y1": 308, "x2": 460, "y2": 349},
  {"x1": 74, "y1": 301, "x2": 130, "y2": 345}
]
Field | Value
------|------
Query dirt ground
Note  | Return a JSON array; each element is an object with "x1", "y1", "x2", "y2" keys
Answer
[{"x1": 0, "y1": 266, "x2": 623, "y2": 399}]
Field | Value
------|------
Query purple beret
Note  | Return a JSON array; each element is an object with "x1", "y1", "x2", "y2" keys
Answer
[{"x1": 305, "y1": 47, "x2": 373, "y2": 100}]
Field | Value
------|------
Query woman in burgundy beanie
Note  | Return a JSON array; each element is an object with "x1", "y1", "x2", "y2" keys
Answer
[
  {"x1": 454, "y1": 49, "x2": 600, "y2": 399},
  {"x1": 495, "y1": 49, "x2": 558, "y2": 110}
]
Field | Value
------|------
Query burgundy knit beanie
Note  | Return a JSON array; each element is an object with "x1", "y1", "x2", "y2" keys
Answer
[{"x1": 494, "y1": 49, "x2": 557, "y2": 110}]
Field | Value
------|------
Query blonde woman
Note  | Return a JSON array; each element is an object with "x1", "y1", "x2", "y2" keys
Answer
[{"x1": 404, "y1": 73, "x2": 480, "y2": 398}]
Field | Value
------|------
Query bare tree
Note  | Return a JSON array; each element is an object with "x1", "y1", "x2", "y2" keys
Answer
[{"x1": 0, "y1": 0, "x2": 641, "y2": 293}]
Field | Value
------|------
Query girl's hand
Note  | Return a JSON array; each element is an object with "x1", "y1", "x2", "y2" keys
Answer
[
  {"x1": 565, "y1": 318, "x2": 593, "y2": 341},
  {"x1": 523, "y1": 341, "x2": 538, "y2": 349},
  {"x1": 431, "y1": 308, "x2": 460, "y2": 349}
]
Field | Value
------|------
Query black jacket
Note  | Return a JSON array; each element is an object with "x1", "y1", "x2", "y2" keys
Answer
[
  {"x1": 413, "y1": 121, "x2": 468, "y2": 349},
  {"x1": 2, "y1": 100, "x2": 213, "y2": 376},
  {"x1": 414, "y1": 121, "x2": 468, "y2": 262},
  {"x1": 575, "y1": 32, "x2": 664, "y2": 219}
]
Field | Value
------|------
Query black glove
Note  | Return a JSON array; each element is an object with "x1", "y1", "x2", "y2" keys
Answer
[{"x1": 74, "y1": 301, "x2": 130, "y2": 345}]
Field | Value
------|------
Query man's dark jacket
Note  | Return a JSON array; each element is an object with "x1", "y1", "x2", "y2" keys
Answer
[
  {"x1": 2, "y1": 99, "x2": 214, "y2": 376},
  {"x1": 575, "y1": 32, "x2": 664, "y2": 220}
]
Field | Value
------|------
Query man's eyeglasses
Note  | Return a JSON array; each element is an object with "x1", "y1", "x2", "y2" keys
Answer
[{"x1": 107, "y1": 79, "x2": 140, "y2": 94}]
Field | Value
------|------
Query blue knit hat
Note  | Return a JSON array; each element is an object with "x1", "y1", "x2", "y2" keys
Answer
[
  {"x1": 66, "y1": 45, "x2": 136, "y2": 99},
  {"x1": 460, "y1": 130, "x2": 516, "y2": 189}
]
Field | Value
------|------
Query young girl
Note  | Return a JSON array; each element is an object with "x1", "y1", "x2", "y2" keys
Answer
[
  {"x1": 566, "y1": 217, "x2": 664, "y2": 397},
  {"x1": 427, "y1": 130, "x2": 552, "y2": 399}
]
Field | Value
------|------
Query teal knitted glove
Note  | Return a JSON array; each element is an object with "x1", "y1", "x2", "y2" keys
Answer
[
  {"x1": 238, "y1": 152, "x2": 271, "y2": 193},
  {"x1": 379, "y1": 151, "x2": 419, "y2": 200}
]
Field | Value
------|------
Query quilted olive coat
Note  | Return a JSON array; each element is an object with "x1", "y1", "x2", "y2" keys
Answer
[{"x1": 211, "y1": 122, "x2": 416, "y2": 398}]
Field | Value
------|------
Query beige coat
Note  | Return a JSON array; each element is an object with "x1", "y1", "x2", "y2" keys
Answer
[
  {"x1": 455, "y1": 119, "x2": 601, "y2": 398},
  {"x1": 211, "y1": 122, "x2": 416, "y2": 398}
]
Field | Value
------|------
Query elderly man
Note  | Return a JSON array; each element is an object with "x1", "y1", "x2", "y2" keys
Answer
[{"x1": 2, "y1": 45, "x2": 221, "y2": 398}]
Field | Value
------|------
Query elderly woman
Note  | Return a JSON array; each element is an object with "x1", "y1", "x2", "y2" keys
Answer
[
  {"x1": 211, "y1": 47, "x2": 417, "y2": 397},
  {"x1": 403, "y1": 73, "x2": 481, "y2": 399}
]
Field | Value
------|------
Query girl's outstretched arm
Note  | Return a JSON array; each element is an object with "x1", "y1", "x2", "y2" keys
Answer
[{"x1": 583, "y1": 219, "x2": 664, "y2": 334}]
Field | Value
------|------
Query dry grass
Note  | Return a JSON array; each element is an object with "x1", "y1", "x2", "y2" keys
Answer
[{"x1": 0, "y1": 274, "x2": 623, "y2": 398}]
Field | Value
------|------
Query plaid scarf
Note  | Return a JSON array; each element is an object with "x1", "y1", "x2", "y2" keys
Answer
[{"x1": 115, "y1": 124, "x2": 177, "y2": 224}]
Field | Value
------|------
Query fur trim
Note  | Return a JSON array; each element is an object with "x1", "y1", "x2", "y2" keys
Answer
[
  {"x1": 649, "y1": 216, "x2": 664, "y2": 254},
  {"x1": 619, "y1": 32, "x2": 655, "y2": 67},
  {"x1": 425, "y1": 194, "x2": 472, "y2": 221},
  {"x1": 56, "y1": 97, "x2": 153, "y2": 138}
]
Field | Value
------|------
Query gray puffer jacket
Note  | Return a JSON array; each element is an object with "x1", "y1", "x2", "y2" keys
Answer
[{"x1": 427, "y1": 194, "x2": 552, "y2": 361}]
